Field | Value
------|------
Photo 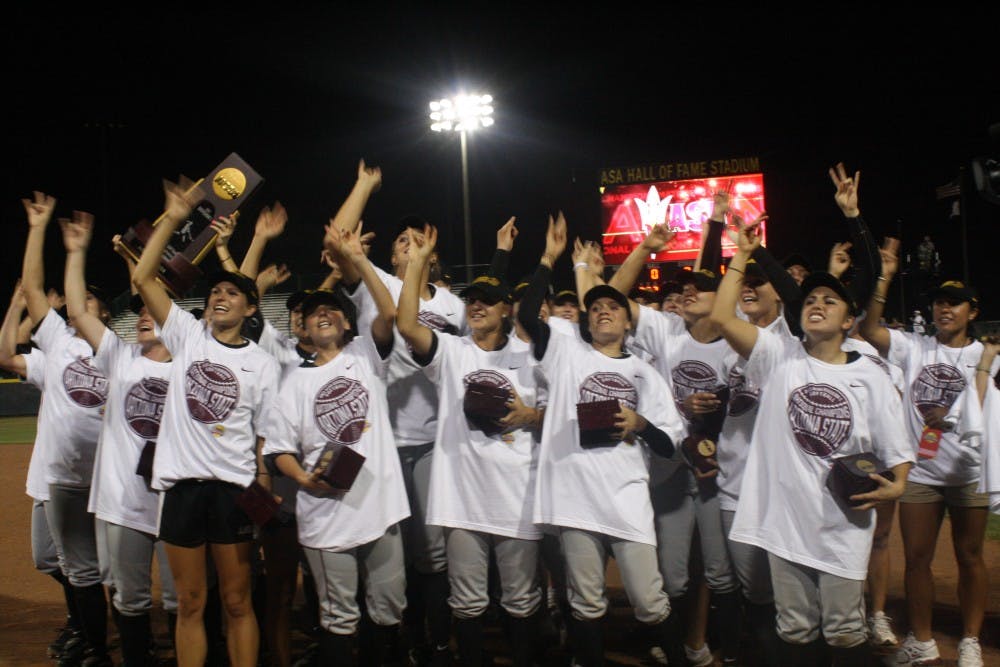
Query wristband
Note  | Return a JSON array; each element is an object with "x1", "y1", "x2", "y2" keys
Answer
[
  {"x1": 872, "y1": 295, "x2": 887, "y2": 304},
  {"x1": 727, "y1": 266, "x2": 744, "y2": 275},
  {"x1": 976, "y1": 367, "x2": 992, "y2": 374},
  {"x1": 877, "y1": 276, "x2": 888, "y2": 282},
  {"x1": 573, "y1": 262, "x2": 589, "y2": 271}
]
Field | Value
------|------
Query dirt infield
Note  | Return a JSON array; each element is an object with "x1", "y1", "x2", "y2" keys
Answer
[{"x1": 1, "y1": 441, "x2": 998, "y2": 666}]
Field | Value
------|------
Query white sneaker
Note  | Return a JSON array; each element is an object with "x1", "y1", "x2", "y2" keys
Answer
[
  {"x1": 868, "y1": 611, "x2": 899, "y2": 649},
  {"x1": 685, "y1": 643, "x2": 714, "y2": 667},
  {"x1": 957, "y1": 636, "x2": 983, "y2": 667},
  {"x1": 888, "y1": 633, "x2": 941, "y2": 666}
]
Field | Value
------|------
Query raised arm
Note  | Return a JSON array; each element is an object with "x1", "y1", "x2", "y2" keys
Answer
[
  {"x1": 694, "y1": 191, "x2": 728, "y2": 273},
  {"x1": 212, "y1": 215, "x2": 240, "y2": 273},
  {"x1": 858, "y1": 237, "x2": 898, "y2": 357},
  {"x1": 60, "y1": 211, "x2": 107, "y2": 351},
  {"x1": 710, "y1": 221, "x2": 762, "y2": 359},
  {"x1": 517, "y1": 214, "x2": 566, "y2": 357},
  {"x1": 488, "y1": 216, "x2": 517, "y2": 278},
  {"x1": 827, "y1": 241, "x2": 853, "y2": 279},
  {"x1": 830, "y1": 162, "x2": 880, "y2": 303},
  {"x1": 20, "y1": 191, "x2": 58, "y2": 324},
  {"x1": 132, "y1": 179, "x2": 203, "y2": 326},
  {"x1": 0, "y1": 282, "x2": 29, "y2": 377},
  {"x1": 396, "y1": 224, "x2": 438, "y2": 357},
  {"x1": 326, "y1": 222, "x2": 396, "y2": 350},
  {"x1": 572, "y1": 238, "x2": 603, "y2": 302},
  {"x1": 240, "y1": 202, "x2": 287, "y2": 279},
  {"x1": 329, "y1": 159, "x2": 382, "y2": 236},
  {"x1": 254, "y1": 264, "x2": 291, "y2": 298},
  {"x1": 609, "y1": 223, "x2": 674, "y2": 322}
]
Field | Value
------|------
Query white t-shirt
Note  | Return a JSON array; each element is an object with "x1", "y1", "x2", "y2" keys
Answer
[
  {"x1": 152, "y1": 304, "x2": 280, "y2": 491},
  {"x1": 423, "y1": 332, "x2": 542, "y2": 540},
  {"x1": 259, "y1": 319, "x2": 311, "y2": 378},
  {"x1": 729, "y1": 329, "x2": 914, "y2": 580},
  {"x1": 31, "y1": 311, "x2": 108, "y2": 489},
  {"x1": 261, "y1": 336, "x2": 410, "y2": 551},
  {"x1": 842, "y1": 336, "x2": 904, "y2": 393},
  {"x1": 88, "y1": 329, "x2": 171, "y2": 534},
  {"x1": 533, "y1": 326, "x2": 686, "y2": 545},
  {"x1": 347, "y1": 265, "x2": 466, "y2": 447},
  {"x1": 977, "y1": 381, "x2": 1000, "y2": 513},
  {"x1": 22, "y1": 348, "x2": 50, "y2": 500},
  {"x1": 887, "y1": 330, "x2": 1000, "y2": 486},
  {"x1": 717, "y1": 315, "x2": 793, "y2": 511}
]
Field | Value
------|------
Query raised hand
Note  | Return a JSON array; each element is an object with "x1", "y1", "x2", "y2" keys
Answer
[
  {"x1": 407, "y1": 224, "x2": 438, "y2": 263},
  {"x1": 255, "y1": 202, "x2": 288, "y2": 240},
  {"x1": 828, "y1": 241, "x2": 853, "y2": 278},
  {"x1": 829, "y1": 162, "x2": 861, "y2": 217},
  {"x1": 641, "y1": 223, "x2": 675, "y2": 252},
  {"x1": 733, "y1": 213, "x2": 765, "y2": 254},
  {"x1": 542, "y1": 212, "x2": 568, "y2": 266},
  {"x1": 359, "y1": 230, "x2": 375, "y2": 256},
  {"x1": 878, "y1": 237, "x2": 900, "y2": 279},
  {"x1": 255, "y1": 263, "x2": 292, "y2": 294},
  {"x1": 212, "y1": 216, "x2": 238, "y2": 247},
  {"x1": 587, "y1": 241, "x2": 606, "y2": 274},
  {"x1": 710, "y1": 191, "x2": 730, "y2": 221},
  {"x1": 571, "y1": 238, "x2": 588, "y2": 266},
  {"x1": 357, "y1": 159, "x2": 382, "y2": 194},
  {"x1": 163, "y1": 177, "x2": 202, "y2": 223},
  {"x1": 22, "y1": 191, "x2": 57, "y2": 228},
  {"x1": 59, "y1": 211, "x2": 95, "y2": 253},
  {"x1": 496, "y1": 216, "x2": 518, "y2": 251},
  {"x1": 326, "y1": 221, "x2": 369, "y2": 262}
]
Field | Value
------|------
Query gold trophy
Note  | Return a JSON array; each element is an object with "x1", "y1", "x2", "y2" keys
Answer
[{"x1": 115, "y1": 153, "x2": 263, "y2": 297}]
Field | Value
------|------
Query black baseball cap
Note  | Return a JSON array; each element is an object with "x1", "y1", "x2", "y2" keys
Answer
[
  {"x1": 582, "y1": 285, "x2": 632, "y2": 320},
  {"x1": 782, "y1": 253, "x2": 812, "y2": 272},
  {"x1": 206, "y1": 271, "x2": 259, "y2": 305},
  {"x1": 678, "y1": 268, "x2": 721, "y2": 292},
  {"x1": 86, "y1": 284, "x2": 109, "y2": 308},
  {"x1": 460, "y1": 275, "x2": 512, "y2": 304},
  {"x1": 797, "y1": 272, "x2": 859, "y2": 315},
  {"x1": 128, "y1": 293, "x2": 146, "y2": 315},
  {"x1": 512, "y1": 281, "x2": 530, "y2": 302},
  {"x1": 393, "y1": 215, "x2": 430, "y2": 241},
  {"x1": 928, "y1": 280, "x2": 979, "y2": 307},
  {"x1": 660, "y1": 280, "x2": 683, "y2": 297},
  {"x1": 285, "y1": 290, "x2": 313, "y2": 311},
  {"x1": 743, "y1": 258, "x2": 769, "y2": 285},
  {"x1": 551, "y1": 289, "x2": 578, "y2": 306},
  {"x1": 300, "y1": 289, "x2": 359, "y2": 340}
]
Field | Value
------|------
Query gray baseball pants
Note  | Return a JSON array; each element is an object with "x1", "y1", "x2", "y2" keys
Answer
[
  {"x1": 720, "y1": 509, "x2": 773, "y2": 605},
  {"x1": 445, "y1": 528, "x2": 541, "y2": 619}
]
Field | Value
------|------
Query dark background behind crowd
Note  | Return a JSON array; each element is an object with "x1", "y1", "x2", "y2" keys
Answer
[{"x1": 2, "y1": 6, "x2": 998, "y2": 318}]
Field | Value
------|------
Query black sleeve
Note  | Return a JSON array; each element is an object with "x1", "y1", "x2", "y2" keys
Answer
[
  {"x1": 639, "y1": 422, "x2": 675, "y2": 459},
  {"x1": 752, "y1": 245, "x2": 804, "y2": 337},
  {"x1": 844, "y1": 215, "x2": 880, "y2": 308},
  {"x1": 487, "y1": 248, "x2": 510, "y2": 280},
  {"x1": 410, "y1": 331, "x2": 439, "y2": 368},
  {"x1": 702, "y1": 220, "x2": 725, "y2": 274},
  {"x1": 517, "y1": 263, "x2": 553, "y2": 361}
]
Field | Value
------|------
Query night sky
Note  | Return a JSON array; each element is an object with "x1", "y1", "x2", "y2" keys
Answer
[{"x1": 4, "y1": 6, "x2": 999, "y2": 319}]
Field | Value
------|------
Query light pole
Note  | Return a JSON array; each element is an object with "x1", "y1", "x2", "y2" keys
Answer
[{"x1": 429, "y1": 94, "x2": 494, "y2": 283}]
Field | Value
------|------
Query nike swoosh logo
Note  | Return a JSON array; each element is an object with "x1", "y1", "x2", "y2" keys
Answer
[
  {"x1": 241, "y1": 367, "x2": 254, "y2": 373},
  {"x1": 849, "y1": 383, "x2": 863, "y2": 388}
]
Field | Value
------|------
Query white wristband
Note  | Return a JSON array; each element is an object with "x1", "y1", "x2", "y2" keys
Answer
[{"x1": 573, "y1": 262, "x2": 589, "y2": 271}]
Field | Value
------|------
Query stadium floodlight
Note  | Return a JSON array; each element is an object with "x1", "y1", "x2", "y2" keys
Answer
[{"x1": 429, "y1": 93, "x2": 495, "y2": 283}]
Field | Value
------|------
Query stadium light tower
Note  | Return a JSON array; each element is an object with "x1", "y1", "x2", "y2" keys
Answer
[{"x1": 429, "y1": 93, "x2": 495, "y2": 283}]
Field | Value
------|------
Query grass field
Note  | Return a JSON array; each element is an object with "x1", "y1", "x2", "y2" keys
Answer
[{"x1": 2, "y1": 416, "x2": 999, "y2": 539}]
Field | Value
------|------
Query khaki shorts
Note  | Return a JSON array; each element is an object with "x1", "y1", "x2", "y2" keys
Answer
[{"x1": 899, "y1": 480, "x2": 989, "y2": 507}]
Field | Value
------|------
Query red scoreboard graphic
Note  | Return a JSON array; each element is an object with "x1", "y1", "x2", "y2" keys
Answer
[{"x1": 601, "y1": 174, "x2": 766, "y2": 265}]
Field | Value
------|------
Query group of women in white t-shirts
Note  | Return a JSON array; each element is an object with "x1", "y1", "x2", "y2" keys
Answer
[{"x1": 5, "y1": 161, "x2": 1000, "y2": 667}]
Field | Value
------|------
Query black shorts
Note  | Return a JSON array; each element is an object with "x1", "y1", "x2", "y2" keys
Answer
[{"x1": 159, "y1": 479, "x2": 254, "y2": 547}]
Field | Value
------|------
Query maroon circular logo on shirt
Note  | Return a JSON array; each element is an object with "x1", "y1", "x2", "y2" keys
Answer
[
  {"x1": 671, "y1": 360, "x2": 720, "y2": 413},
  {"x1": 62, "y1": 358, "x2": 109, "y2": 408},
  {"x1": 417, "y1": 310, "x2": 450, "y2": 331},
  {"x1": 314, "y1": 377, "x2": 370, "y2": 446},
  {"x1": 185, "y1": 360, "x2": 240, "y2": 424},
  {"x1": 727, "y1": 366, "x2": 760, "y2": 417},
  {"x1": 910, "y1": 363, "x2": 965, "y2": 419},
  {"x1": 579, "y1": 372, "x2": 638, "y2": 410},
  {"x1": 125, "y1": 377, "x2": 170, "y2": 439},
  {"x1": 464, "y1": 369, "x2": 512, "y2": 390},
  {"x1": 787, "y1": 383, "x2": 853, "y2": 457}
]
